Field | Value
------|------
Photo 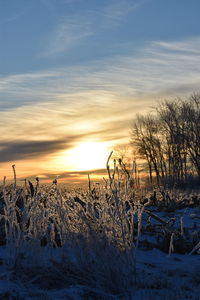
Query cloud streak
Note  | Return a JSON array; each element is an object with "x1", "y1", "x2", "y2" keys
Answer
[
  {"x1": 42, "y1": 17, "x2": 93, "y2": 57},
  {"x1": 1, "y1": 36, "x2": 200, "y2": 176},
  {"x1": 2, "y1": 36, "x2": 200, "y2": 109},
  {"x1": 101, "y1": 0, "x2": 147, "y2": 29},
  {"x1": 0, "y1": 139, "x2": 68, "y2": 163},
  {"x1": 26, "y1": 168, "x2": 107, "y2": 182},
  {"x1": 0, "y1": 124, "x2": 125, "y2": 164},
  {"x1": 41, "y1": 0, "x2": 146, "y2": 56}
]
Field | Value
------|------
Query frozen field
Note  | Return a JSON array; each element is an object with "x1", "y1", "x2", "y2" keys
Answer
[{"x1": 0, "y1": 176, "x2": 199, "y2": 299}]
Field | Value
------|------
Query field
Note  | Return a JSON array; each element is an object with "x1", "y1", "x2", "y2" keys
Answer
[{"x1": 0, "y1": 163, "x2": 200, "y2": 300}]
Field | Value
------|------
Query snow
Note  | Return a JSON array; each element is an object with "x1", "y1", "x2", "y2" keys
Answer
[{"x1": 0, "y1": 185, "x2": 199, "y2": 299}]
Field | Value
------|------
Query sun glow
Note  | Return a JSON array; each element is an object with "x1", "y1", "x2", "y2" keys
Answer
[{"x1": 65, "y1": 141, "x2": 110, "y2": 171}]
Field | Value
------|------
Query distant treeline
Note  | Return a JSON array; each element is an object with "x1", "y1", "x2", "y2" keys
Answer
[{"x1": 131, "y1": 94, "x2": 200, "y2": 187}]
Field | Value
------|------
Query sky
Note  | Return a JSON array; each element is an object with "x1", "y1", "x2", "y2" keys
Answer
[{"x1": 1, "y1": 0, "x2": 200, "y2": 183}]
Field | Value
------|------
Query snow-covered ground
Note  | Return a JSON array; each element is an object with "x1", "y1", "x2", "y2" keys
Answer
[
  {"x1": 0, "y1": 246, "x2": 199, "y2": 299},
  {"x1": 0, "y1": 184, "x2": 199, "y2": 299}
]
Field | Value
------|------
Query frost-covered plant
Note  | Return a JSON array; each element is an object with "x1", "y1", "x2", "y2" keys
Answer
[{"x1": 0, "y1": 157, "x2": 142, "y2": 297}]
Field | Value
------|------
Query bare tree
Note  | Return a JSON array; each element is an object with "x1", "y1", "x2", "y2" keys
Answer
[
  {"x1": 131, "y1": 94, "x2": 200, "y2": 187},
  {"x1": 182, "y1": 94, "x2": 200, "y2": 181}
]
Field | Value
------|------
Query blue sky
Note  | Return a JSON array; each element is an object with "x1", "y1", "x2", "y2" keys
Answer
[
  {"x1": 1, "y1": 0, "x2": 200, "y2": 180},
  {"x1": 2, "y1": 0, "x2": 200, "y2": 76}
]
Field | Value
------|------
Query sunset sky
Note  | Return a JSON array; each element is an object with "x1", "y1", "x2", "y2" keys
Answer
[{"x1": 1, "y1": 0, "x2": 200, "y2": 182}]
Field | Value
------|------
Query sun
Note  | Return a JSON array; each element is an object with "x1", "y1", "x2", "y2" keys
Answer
[{"x1": 65, "y1": 141, "x2": 109, "y2": 171}]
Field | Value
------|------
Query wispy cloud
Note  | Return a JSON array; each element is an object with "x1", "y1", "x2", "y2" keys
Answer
[
  {"x1": 2, "y1": 36, "x2": 200, "y2": 109},
  {"x1": 42, "y1": 16, "x2": 93, "y2": 57},
  {"x1": 101, "y1": 0, "x2": 147, "y2": 29},
  {"x1": 41, "y1": 0, "x2": 146, "y2": 57},
  {"x1": 0, "y1": 126, "x2": 119, "y2": 163},
  {"x1": 0, "y1": 139, "x2": 68, "y2": 163},
  {"x1": 1, "y1": 36, "x2": 200, "y2": 172}
]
